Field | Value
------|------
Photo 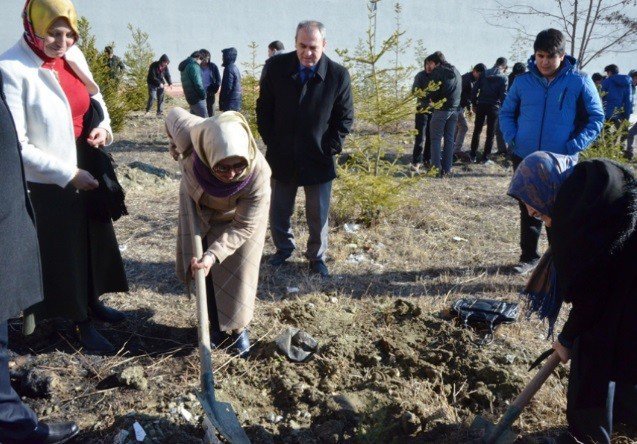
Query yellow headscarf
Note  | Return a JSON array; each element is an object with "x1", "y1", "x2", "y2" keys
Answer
[{"x1": 23, "y1": 0, "x2": 78, "y2": 53}]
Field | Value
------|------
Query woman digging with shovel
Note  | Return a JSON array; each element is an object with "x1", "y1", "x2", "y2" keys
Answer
[
  {"x1": 166, "y1": 107, "x2": 271, "y2": 358},
  {"x1": 508, "y1": 151, "x2": 637, "y2": 443}
]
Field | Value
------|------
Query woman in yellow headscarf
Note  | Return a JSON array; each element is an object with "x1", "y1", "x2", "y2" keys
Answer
[
  {"x1": 0, "y1": 0, "x2": 129, "y2": 354},
  {"x1": 166, "y1": 108, "x2": 271, "y2": 357}
]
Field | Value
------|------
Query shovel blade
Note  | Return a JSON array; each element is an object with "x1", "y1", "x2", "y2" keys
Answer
[
  {"x1": 197, "y1": 391, "x2": 250, "y2": 444},
  {"x1": 469, "y1": 415, "x2": 517, "y2": 444}
]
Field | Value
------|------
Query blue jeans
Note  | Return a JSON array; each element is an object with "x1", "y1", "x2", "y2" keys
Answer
[
  {"x1": 189, "y1": 100, "x2": 208, "y2": 118},
  {"x1": 429, "y1": 109, "x2": 459, "y2": 174}
]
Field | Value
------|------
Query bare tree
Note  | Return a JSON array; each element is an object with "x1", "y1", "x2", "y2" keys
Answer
[{"x1": 483, "y1": 0, "x2": 637, "y2": 69}]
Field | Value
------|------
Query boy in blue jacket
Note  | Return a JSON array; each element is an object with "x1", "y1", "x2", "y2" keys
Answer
[{"x1": 499, "y1": 28, "x2": 604, "y2": 274}]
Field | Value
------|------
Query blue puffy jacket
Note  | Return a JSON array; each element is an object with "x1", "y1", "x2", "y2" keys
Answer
[
  {"x1": 601, "y1": 74, "x2": 633, "y2": 121},
  {"x1": 499, "y1": 55, "x2": 604, "y2": 159},
  {"x1": 220, "y1": 48, "x2": 242, "y2": 111}
]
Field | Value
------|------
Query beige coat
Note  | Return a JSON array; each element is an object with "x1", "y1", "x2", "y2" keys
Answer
[{"x1": 169, "y1": 108, "x2": 271, "y2": 332}]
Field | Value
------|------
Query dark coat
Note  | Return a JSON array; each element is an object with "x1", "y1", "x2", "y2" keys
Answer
[
  {"x1": 428, "y1": 63, "x2": 462, "y2": 111},
  {"x1": 472, "y1": 66, "x2": 507, "y2": 107},
  {"x1": 0, "y1": 72, "x2": 43, "y2": 324},
  {"x1": 219, "y1": 48, "x2": 242, "y2": 111},
  {"x1": 256, "y1": 51, "x2": 354, "y2": 185},
  {"x1": 203, "y1": 62, "x2": 221, "y2": 102},
  {"x1": 147, "y1": 59, "x2": 172, "y2": 88},
  {"x1": 459, "y1": 72, "x2": 475, "y2": 109},
  {"x1": 552, "y1": 159, "x2": 637, "y2": 407},
  {"x1": 412, "y1": 70, "x2": 432, "y2": 111},
  {"x1": 179, "y1": 57, "x2": 206, "y2": 105}
]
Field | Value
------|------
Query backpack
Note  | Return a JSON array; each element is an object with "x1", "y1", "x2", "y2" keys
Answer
[{"x1": 452, "y1": 298, "x2": 519, "y2": 344}]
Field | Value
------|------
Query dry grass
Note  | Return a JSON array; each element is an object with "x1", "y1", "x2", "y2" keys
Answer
[{"x1": 7, "y1": 102, "x2": 636, "y2": 443}]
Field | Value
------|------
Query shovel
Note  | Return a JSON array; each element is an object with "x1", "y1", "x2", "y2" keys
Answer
[
  {"x1": 182, "y1": 166, "x2": 251, "y2": 444},
  {"x1": 470, "y1": 350, "x2": 562, "y2": 443}
]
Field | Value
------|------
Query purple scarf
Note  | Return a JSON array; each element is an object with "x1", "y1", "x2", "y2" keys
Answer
[{"x1": 193, "y1": 153, "x2": 255, "y2": 198}]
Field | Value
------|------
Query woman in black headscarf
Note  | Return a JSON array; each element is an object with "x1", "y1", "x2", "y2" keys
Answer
[{"x1": 509, "y1": 152, "x2": 637, "y2": 443}]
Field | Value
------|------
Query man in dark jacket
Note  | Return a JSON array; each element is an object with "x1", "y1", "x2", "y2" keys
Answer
[
  {"x1": 219, "y1": 47, "x2": 242, "y2": 112},
  {"x1": 470, "y1": 57, "x2": 508, "y2": 163},
  {"x1": 601, "y1": 64, "x2": 633, "y2": 126},
  {"x1": 179, "y1": 51, "x2": 207, "y2": 117},
  {"x1": 454, "y1": 63, "x2": 485, "y2": 158},
  {"x1": 426, "y1": 51, "x2": 462, "y2": 176},
  {"x1": 146, "y1": 54, "x2": 172, "y2": 116},
  {"x1": 0, "y1": 73, "x2": 79, "y2": 444},
  {"x1": 104, "y1": 46, "x2": 125, "y2": 79},
  {"x1": 499, "y1": 29, "x2": 604, "y2": 275},
  {"x1": 625, "y1": 70, "x2": 637, "y2": 160},
  {"x1": 199, "y1": 49, "x2": 221, "y2": 117},
  {"x1": 257, "y1": 20, "x2": 353, "y2": 277},
  {"x1": 410, "y1": 60, "x2": 433, "y2": 171}
]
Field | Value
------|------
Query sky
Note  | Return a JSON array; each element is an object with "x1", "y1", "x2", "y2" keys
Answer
[{"x1": 0, "y1": 0, "x2": 635, "y2": 76}]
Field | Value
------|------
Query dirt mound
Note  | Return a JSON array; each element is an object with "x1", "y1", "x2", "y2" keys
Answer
[
  {"x1": 117, "y1": 161, "x2": 177, "y2": 191},
  {"x1": 219, "y1": 297, "x2": 555, "y2": 443}
]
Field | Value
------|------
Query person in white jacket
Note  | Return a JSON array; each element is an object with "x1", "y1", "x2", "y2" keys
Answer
[{"x1": 0, "y1": 0, "x2": 128, "y2": 354}]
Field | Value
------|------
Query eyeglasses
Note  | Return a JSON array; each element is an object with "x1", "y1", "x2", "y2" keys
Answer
[{"x1": 212, "y1": 161, "x2": 248, "y2": 174}]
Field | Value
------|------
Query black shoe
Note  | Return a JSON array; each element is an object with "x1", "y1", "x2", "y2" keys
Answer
[
  {"x1": 76, "y1": 321, "x2": 115, "y2": 354},
  {"x1": 211, "y1": 329, "x2": 230, "y2": 348},
  {"x1": 269, "y1": 251, "x2": 292, "y2": 266},
  {"x1": 309, "y1": 260, "x2": 329, "y2": 278},
  {"x1": 89, "y1": 302, "x2": 126, "y2": 324},
  {"x1": 24, "y1": 421, "x2": 80, "y2": 443},
  {"x1": 469, "y1": 153, "x2": 477, "y2": 163},
  {"x1": 229, "y1": 330, "x2": 250, "y2": 357},
  {"x1": 513, "y1": 258, "x2": 539, "y2": 276}
]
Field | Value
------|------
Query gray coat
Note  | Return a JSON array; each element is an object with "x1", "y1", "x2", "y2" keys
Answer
[{"x1": 0, "y1": 71, "x2": 43, "y2": 323}]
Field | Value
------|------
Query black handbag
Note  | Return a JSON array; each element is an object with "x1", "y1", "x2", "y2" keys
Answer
[
  {"x1": 452, "y1": 298, "x2": 519, "y2": 344},
  {"x1": 77, "y1": 99, "x2": 128, "y2": 222}
]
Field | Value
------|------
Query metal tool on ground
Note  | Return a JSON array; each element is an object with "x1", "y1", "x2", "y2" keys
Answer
[
  {"x1": 183, "y1": 161, "x2": 250, "y2": 444},
  {"x1": 470, "y1": 350, "x2": 562, "y2": 444}
]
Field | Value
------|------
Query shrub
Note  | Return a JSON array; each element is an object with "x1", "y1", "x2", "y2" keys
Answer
[
  {"x1": 123, "y1": 24, "x2": 155, "y2": 111},
  {"x1": 581, "y1": 120, "x2": 629, "y2": 163},
  {"x1": 241, "y1": 41, "x2": 262, "y2": 138},
  {"x1": 77, "y1": 17, "x2": 128, "y2": 132}
]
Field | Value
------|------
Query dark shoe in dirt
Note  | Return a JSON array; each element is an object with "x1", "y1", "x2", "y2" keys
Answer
[
  {"x1": 309, "y1": 260, "x2": 329, "y2": 278},
  {"x1": 76, "y1": 321, "x2": 115, "y2": 355},
  {"x1": 229, "y1": 330, "x2": 250, "y2": 357},
  {"x1": 269, "y1": 251, "x2": 292, "y2": 267},
  {"x1": 211, "y1": 329, "x2": 231, "y2": 348},
  {"x1": 513, "y1": 259, "x2": 539, "y2": 276},
  {"x1": 22, "y1": 420, "x2": 80, "y2": 444},
  {"x1": 90, "y1": 302, "x2": 126, "y2": 324}
]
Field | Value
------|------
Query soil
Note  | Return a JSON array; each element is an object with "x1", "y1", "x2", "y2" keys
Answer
[{"x1": 7, "y1": 107, "x2": 636, "y2": 443}]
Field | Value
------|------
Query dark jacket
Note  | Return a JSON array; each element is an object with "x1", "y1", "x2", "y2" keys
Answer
[
  {"x1": 412, "y1": 70, "x2": 432, "y2": 112},
  {"x1": 178, "y1": 57, "x2": 206, "y2": 105},
  {"x1": 219, "y1": 48, "x2": 242, "y2": 111},
  {"x1": 601, "y1": 74, "x2": 633, "y2": 121},
  {"x1": 0, "y1": 71, "x2": 43, "y2": 323},
  {"x1": 499, "y1": 55, "x2": 604, "y2": 158},
  {"x1": 551, "y1": 159, "x2": 637, "y2": 405},
  {"x1": 428, "y1": 63, "x2": 462, "y2": 111},
  {"x1": 472, "y1": 66, "x2": 507, "y2": 107},
  {"x1": 508, "y1": 62, "x2": 526, "y2": 91},
  {"x1": 202, "y1": 62, "x2": 221, "y2": 99},
  {"x1": 459, "y1": 72, "x2": 476, "y2": 109},
  {"x1": 256, "y1": 52, "x2": 354, "y2": 185},
  {"x1": 147, "y1": 59, "x2": 172, "y2": 88}
]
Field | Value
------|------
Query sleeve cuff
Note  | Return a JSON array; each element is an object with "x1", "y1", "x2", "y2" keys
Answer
[{"x1": 557, "y1": 332, "x2": 574, "y2": 349}]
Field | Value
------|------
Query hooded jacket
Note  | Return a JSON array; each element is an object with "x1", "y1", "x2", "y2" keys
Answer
[
  {"x1": 219, "y1": 48, "x2": 242, "y2": 111},
  {"x1": 499, "y1": 55, "x2": 604, "y2": 159},
  {"x1": 601, "y1": 74, "x2": 633, "y2": 121},
  {"x1": 178, "y1": 57, "x2": 205, "y2": 105},
  {"x1": 428, "y1": 63, "x2": 461, "y2": 111},
  {"x1": 472, "y1": 66, "x2": 507, "y2": 107},
  {"x1": 147, "y1": 56, "x2": 172, "y2": 88}
]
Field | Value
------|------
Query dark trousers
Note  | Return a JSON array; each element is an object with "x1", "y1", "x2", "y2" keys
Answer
[
  {"x1": 205, "y1": 91, "x2": 216, "y2": 117},
  {"x1": 566, "y1": 340, "x2": 637, "y2": 443},
  {"x1": 494, "y1": 117, "x2": 507, "y2": 154},
  {"x1": 0, "y1": 322, "x2": 37, "y2": 442},
  {"x1": 512, "y1": 155, "x2": 543, "y2": 262},
  {"x1": 412, "y1": 112, "x2": 431, "y2": 164},
  {"x1": 146, "y1": 86, "x2": 165, "y2": 114},
  {"x1": 470, "y1": 103, "x2": 499, "y2": 160}
]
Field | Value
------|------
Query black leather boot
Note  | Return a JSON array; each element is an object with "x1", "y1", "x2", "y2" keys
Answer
[
  {"x1": 89, "y1": 301, "x2": 126, "y2": 323},
  {"x1": 76, "y1": 321, "x2": 115, "y2": 354},
  {"x1": 16, "y1": 421, "x2": 80, "y2": 444}
]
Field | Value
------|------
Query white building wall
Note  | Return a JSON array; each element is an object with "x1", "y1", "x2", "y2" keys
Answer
[{"x1": 0, "y1": 1, "x2": 634, "y2": 76}]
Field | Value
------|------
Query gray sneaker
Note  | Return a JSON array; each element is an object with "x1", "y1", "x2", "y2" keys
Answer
[{"x1": 513, "y1": 259, "x2": 539, "y2": 275}]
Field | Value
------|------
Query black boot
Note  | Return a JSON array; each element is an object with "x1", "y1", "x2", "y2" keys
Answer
[
  {"x1": 76, "y1": 321, "x2": 115, "y2": 354},
  {"x1": 89, "y1": 301, "x2": 126, "y2": 324},
  {"x1": 229, "y1": 330, "x2": 251, "y2": 358}
]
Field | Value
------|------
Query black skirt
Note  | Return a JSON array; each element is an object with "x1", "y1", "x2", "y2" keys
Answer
[{"x1": 25, "y1": 181, "x2": 128, "y2": 323}]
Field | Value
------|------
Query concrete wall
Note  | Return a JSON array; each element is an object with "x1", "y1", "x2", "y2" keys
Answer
[{"x1": 1, "y1": 1, "x2": 634, "y2": 76}]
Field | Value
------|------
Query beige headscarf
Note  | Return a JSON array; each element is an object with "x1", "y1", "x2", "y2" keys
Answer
[{"x1": 165, "y1": 108, "x2": 257, "y2": 181}]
